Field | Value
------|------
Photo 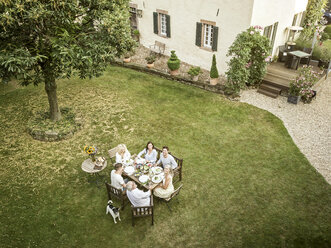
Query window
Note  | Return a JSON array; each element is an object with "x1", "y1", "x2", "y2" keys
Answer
[
  {"x1": 160, "y1": 13, "x2": 167, "y2": 36},
  {"x1": 263, "y1": 22, "x2": 278, "y2": 52},
  {"x1": 203, "y1": 24, "x2": 213, "y2": 48},
  {"x1": 153, "y1": 11, "x2": 171, "y2": 38},
  {"x1": 195, "y1": 20, "x2": 219, "y2": 51}
]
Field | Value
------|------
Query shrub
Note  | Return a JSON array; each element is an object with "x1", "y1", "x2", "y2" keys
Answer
[
  {"x1": 145, "y1": 55, "x2": 156, "y2": 64},
  {"x1": 225, "y1": 26, "x2": 271, "y2": 95},
  {"x1": 324, "y1": 24, "x2": 331, "y2": 35},
  {"x1": 289, "y1": 65, "x2": 321, "y2": 103},
  {"x1": 133, "y1": 29, "x2": 140, "y2": 36},
  {"x1": 188, "y1": 66, "x2": 201, "y2": 77},
  {"x1": 321, "y1": 33, "x2": 329, "y2": 41},
  {"x1": 167, "y1": 50, "x2": 180, "y2": 71},
  {"x1": 210, "y1": 55, "x2": 219, "y2": 79}
]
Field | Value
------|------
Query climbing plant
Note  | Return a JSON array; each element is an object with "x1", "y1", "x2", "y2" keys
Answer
[
  {"x1": 225, "y1": 26, "x2": 271, "y2": 95},
  {"x1": 301, "y1": 0, "x2": 328, "y2": 40}
]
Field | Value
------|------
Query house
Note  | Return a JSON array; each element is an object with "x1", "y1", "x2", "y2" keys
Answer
[{"x1": 129, "y1": 0, "x2": 308, "y2": 74}]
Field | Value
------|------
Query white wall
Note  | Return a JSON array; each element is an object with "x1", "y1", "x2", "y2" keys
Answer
[
  {"x1": 250, "y1": 0, "x2": 308, "y2": 56},
  {"x1": 131, "y1": 0, "x2": 307, "y2": 74},
  {"x1": 132, "y1": 0, "x2": 254, "y2": 74}
]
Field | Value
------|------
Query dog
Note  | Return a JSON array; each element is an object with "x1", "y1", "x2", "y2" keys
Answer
[{"x1": 106, "y1": 200, "x2": 121, "y2": 224}]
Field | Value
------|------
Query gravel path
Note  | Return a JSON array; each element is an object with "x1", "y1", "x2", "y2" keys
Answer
[{"x1": 240, "y1": 78, "x2": 331, "y2": 184}]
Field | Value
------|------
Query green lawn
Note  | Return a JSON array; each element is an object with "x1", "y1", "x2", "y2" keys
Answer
[{"x1": 0, "y1": 66, "x2": 330, "y2": 248}]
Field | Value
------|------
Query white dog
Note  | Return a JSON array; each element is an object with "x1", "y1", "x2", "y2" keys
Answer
[{"x1": 106, "y1": 200, "x2": 121, "y2": 224}]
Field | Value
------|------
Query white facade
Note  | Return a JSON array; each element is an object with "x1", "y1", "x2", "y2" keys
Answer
[{"x1": 130, "y1": 0, "x2": 308, "y2": 74}]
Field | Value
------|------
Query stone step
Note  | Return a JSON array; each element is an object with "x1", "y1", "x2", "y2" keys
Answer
[
  {"x1": 260, "y1": 83, "x2": 282, "y2": 94},
  {"x1": 257, "y1": 88, "x2": 279, "y2": 98}
]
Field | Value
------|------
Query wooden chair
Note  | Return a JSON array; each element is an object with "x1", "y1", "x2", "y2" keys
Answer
[
  {"x1": 154, "y1": 146, "x2": 183, "y2": 183},
  {"x1": 131, "y1": 195, "x2": 154, "y2": 226},
  {"x1": 108, "y1": 146, "x2": 119, "y2": 164},
  {"x1": 105, "y1": 182, "x2": 128, "y2": 210},
  {"x1": 163, "y1": 184, "x2": 183, "y2": 212}
]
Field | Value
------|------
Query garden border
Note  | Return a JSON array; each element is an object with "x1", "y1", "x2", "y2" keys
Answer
[{"x1": 112, "y1": 61, "x2": 225, "y2": 95}]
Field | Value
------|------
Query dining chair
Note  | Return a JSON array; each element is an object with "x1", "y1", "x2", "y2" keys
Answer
[
  {"x1": 108, "y1": 146, "x2": 119, "y2": 165},
  {"x1": 131, "y1": 195, "x2": 154, "y2": 226},
  {"x1": 163, "y1": 184, "x2": 183, "y2": 212},
  {"x1": 105, "y1": 182, "x2": 129, "y2": 210}
]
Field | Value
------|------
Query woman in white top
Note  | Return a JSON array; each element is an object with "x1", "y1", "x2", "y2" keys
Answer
[
  {"x1": 115, "y1": 144, "x2": 131, "y2": 165},
  {"x1": 137, "y1": 141, "x2": 157, "y2": 163},
  {"x1": 153, "y1": 165, "x2": 174, "y2": 199}
]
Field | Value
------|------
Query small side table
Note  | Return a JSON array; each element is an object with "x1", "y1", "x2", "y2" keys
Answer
[{"x1": 81, "y1": 158, "x2": 107, "y2": 187}]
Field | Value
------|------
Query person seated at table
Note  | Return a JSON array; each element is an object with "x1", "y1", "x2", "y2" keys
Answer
[
  {"x1": 156, "y1": 146, "x2": 177, "y2": 169},
  {"x1": 116, "y1": 144, "x2": 131, "y2": 165},
  {"x1": 110, "y1": 163, "x2": 127, "y2": 190},
  {"x1": 126, "y1": 181, "x2": 152, "y2": 207},
  {"x1": 153, "y1": 164, "x2": 174, "y2": 199},
  {"x1": 136, "y1": 141, "x2": 157, "y2": 163}
]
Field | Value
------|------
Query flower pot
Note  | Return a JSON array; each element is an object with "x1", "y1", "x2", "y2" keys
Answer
[
  {"x1": 287, "y1": 95, "x2": 301, "y2": 104},
  {"x1": 210, "y1": 78, "x2": 218, "y2": 85},
  {"x1": 123, "y1": 57, "x2": 131, "y2": 63},
  {"x1": 147, "y1": 63, "x2": 154, "y2": 68},
  {"x1": 170, "y1": 69, "x2": 179, "y2": 76},
  {"x1": 192, "y1": 75, "x2": 199, "y2": 82}
]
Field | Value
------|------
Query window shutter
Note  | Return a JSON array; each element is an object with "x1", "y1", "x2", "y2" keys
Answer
[
  {"x1": 153, "y1": 12, "x2": 158, "y2": 34},
  {"x1": 270, "y1": 22, "x2": 278, "y2": 52},
  {"x1": 212, "y1": 26, "x2": 219, "y2": 51},
  {"x1": 195, "y1": 22, "x2": 202, "y2": 47},
  {"x1": 166, "y1": 14, "x2": 171, "y2": 38}
]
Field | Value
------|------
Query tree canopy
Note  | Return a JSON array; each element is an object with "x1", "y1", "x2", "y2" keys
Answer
[{"x1": 0, "y1": 0, "x2": 135, "y2": 120}]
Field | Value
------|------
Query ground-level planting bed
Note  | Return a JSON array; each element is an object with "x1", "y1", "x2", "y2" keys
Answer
[{"x1": 0, "y1": 66, "x2": 330, "y2": 248}]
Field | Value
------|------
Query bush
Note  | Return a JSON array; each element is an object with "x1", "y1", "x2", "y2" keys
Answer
[
  {"x1": 167, "y1": 50, "x2": 180, "y2": 71},
  {"x1": 321, "y1": 32, "x2": 329, "y2": 41},
  {"x1": 225, "y1": 26, "x2": 271, "y2": 95},
  {"x1": 145, "y1": 55, "x2": 156, "y2": 64},
  {"x1": 210, "y1": 54, "x2": 219, "y2": 79},
  {"x1": 132, "y1": 29, "x2": 140, "y2": 36},
  {"x1": 188, "y1": 66, "x2": 201, "y2": 77},
  {"x1": 324, "y1": 24, "x2": 331, "y2": 35}
]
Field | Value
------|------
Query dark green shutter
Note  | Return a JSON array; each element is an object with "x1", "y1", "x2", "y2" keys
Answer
[
  {"x1": 270, "y1": 22, "x2": 278, "y2": 52},
  {"x1": 300, "y1": 11, "x2": 306, "y2": 27},
  {"x1": 212, "y1": 26, "x2": 219, "y2": 51},
  {"x1": 153, "y1": 12, "x2": 158, "y2": 34},
  {"x1": 195, "y1": 22, "x2": 202, "y2": 47},
  {"x1": 166, "y1": 14, "x2": 171, "y2": 38}
]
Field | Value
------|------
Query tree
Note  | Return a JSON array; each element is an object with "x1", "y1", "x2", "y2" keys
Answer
[
  {"x1": 0, "y1": 0, "x2": 135, "y2": 121},
  {"x1": 210, "y1": 54, "x2": 219, "y2": 79}
]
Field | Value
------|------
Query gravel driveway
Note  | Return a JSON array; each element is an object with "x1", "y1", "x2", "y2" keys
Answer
[{"x1": 240, "y1": 78, "x2": 331, "y2": 184}]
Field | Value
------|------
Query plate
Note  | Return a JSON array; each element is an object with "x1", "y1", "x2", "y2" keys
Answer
[
  {"x1": 152, "y1": 166, "x2": 163, "y2": 174},
  {"x1": 139, "y1": 175, "x2": 149, "y2": 183},
  {"x1": 124, "y1": 166, "x2": 135, "y2": 175},
  {"x1": 152, "y1": 175, "x2": 163, "y2": 183}
]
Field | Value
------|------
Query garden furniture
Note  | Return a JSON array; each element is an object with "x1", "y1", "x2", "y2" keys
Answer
[
  {"x1": 108, "y1": 146, "x2": 119, "y2": 164},
  {"x1": 288, "y1": 50, "x2": 311, "y2": 70},
  {"x1": 131, "y1": 195, "x2": 154, "y2": 226},
  {"x1": 105, "y1": 182, "x2": 129, "y2": 210},
  {"x1": 149, "y1": 41, "x2": 165, "y2": 55},
  {"x1": 160, "y1": 184, "x2": 183, "y2": 212},
  {"x1": 81, "y1": 158, "x2": 107, "y2": 187}
]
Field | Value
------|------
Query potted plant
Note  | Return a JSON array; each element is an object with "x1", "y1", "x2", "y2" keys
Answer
[
  {"x1": 123, "y1": 51, "x2": 134, "y2": 63},
  {"x1": 145, "y1": 54, "x2": 156, "y2": 68},
  {"x1": 167, "y1": 50, "x2": 180, "y2": 76},
  {"x1": 188, "y1": 66, "x2": 201, "y2": 81},
  {"x1": 288, "y1": 65, "x2": 320, "y2": 104},
  {"x1": 132, "y1": 29, "x2": 140, "y2": 42},
  {"x1": 210, "y1": 54, "x2": 219, "y2": 85}
]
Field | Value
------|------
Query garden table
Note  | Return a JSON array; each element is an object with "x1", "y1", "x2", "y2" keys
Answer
[
  {"x1": 81, "y1": 158, "x2": 107, "y2": 187},
  {"x1": 123, "y1": 165, "x2": 162, "y2": 192},
  {"x1": 288, "y1": 50, "x2": 311, "y2": 70}
]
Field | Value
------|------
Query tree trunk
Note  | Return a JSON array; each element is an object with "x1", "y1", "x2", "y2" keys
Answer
[{"x1": 45, "y1": 77, "x2": 61, "y2": 121}]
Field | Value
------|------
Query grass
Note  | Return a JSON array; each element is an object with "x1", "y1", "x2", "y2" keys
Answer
[{"x1": 0, "y1": 66, "x2": 330, "y2": 248}]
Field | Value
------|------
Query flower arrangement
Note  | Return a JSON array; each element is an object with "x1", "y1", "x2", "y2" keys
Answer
[
  {"x1": 289, "y1": 65, "x2": 321, "y2": 103},
  {"x1": 84, "y1": 145, "x2": 98, "y2": 162}
]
